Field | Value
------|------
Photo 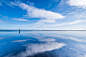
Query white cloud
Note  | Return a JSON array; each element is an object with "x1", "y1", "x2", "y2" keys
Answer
[
  {"x1": 1, "y1": 1, "x2": 86, "y2": 29},
  {"x1": 63, "y1": 20, "x2": 86, "y2": 25},
  {"x1": 0, "y1": 20, "x2": 5, "y2": 23},
  {"x1": 43, "y1": 20, "x2": 86, "y2": 27},
  {"x1": 31, "y1": 19, "x2": 86, "y2": 28},
  {"x1": 12, "y1": 18, "x2": 30, "y2": 22},
  {"x1": 0, "y1": 19, "x2": 6, "y2": 23},
  {"x1": 0, "y1": 0, "x2": 15, "y2": 7},
  {"x1": 29, "y1": 2, "x2": 34, "y2": 6},
  {"x1": 6, "y1": 42, "x2": 65, "y2": 57},
  {"x1": 84, "y1": 55, "x2": 86, "y2": 57},
  {"x1": 11, "y1": 2, "x2": 86, "y2": 28},
  {"x1": 48, "y1": 4, "x2": 52, "y2": 8},
  {"x1": 39, "y1": 19, "x2": 56, "y2": 23},
  {"x1": 68, "y1": 20, "x2": 86, "y2": 24},
  {"x1": 67, "y1": 0, "x2": 86, "y2": 8},
  {"x1": 10, "y1": 2, "x2": 18, "y2": 6},
  {"x1": 18, "y1": 3, "x2": 65, "y2": 19},
  {"x1": 11, "y1": 2, "x2": 65, "y2": 23}
]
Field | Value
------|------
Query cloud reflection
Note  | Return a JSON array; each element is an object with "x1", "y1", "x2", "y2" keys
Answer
[
  {"x1": 5, "y1": 42, "x2": 65, "y2": 57},
  {"x1": 11, "y1": 39, "x2": 31, "y2": 43}
]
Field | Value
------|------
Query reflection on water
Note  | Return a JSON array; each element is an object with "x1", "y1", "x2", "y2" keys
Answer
[
  {"x1": 0, "y1": 31, "x2": 86, "y2": 57},
  {"x1": 19, "y1": 29, "x2": 20, "y2": 33}
]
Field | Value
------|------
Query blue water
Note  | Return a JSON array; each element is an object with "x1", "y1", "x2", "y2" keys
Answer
[{"x1": 0, "y1": 31, "x2": 86, "y2": 57}]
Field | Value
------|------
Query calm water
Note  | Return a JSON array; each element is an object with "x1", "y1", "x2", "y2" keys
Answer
[{"x1": 0, "y1": 31, "x2": 86, "y2": 57}]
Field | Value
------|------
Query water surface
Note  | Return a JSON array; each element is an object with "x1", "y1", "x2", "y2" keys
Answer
[{"x1": 0, "y1": 31, "x2": 86, "y2": 57}]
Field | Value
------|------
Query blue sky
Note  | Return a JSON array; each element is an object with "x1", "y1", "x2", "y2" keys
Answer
[{"x1": 0, "y1": 0, "x2": 86, "y2": 30}]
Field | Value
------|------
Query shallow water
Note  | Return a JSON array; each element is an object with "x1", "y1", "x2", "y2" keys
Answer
[{"x1": 0, "y1": 31, "x2": 86, "y2": 57}]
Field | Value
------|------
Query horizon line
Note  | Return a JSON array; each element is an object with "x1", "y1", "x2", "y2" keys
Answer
[{"x1": 0, "y1": 29, "x2": 86, "y2": 31}]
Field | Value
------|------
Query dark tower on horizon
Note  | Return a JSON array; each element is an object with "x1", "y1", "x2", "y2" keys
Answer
[{"x1": 19, "y1": 29, "x2": 20, "y2": 33}]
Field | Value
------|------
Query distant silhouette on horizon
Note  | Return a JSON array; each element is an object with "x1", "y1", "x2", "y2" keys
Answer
[{"x1": 19, "y1": 29, "x2": 20, "y2": 33}]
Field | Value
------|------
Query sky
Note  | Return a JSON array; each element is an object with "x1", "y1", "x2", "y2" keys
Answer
[{"x1": 0, "y1": 0, "x2": 86, "y2": 30}]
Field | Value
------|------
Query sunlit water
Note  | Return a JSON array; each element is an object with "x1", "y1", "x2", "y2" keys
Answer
[{"x1": 0, "y1": 31, "x2": 86, "y2": 57}]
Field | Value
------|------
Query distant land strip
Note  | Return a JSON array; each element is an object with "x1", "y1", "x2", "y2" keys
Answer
[{"x1": 0, "y1": 30, "x2": 86, "y2": 31}]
